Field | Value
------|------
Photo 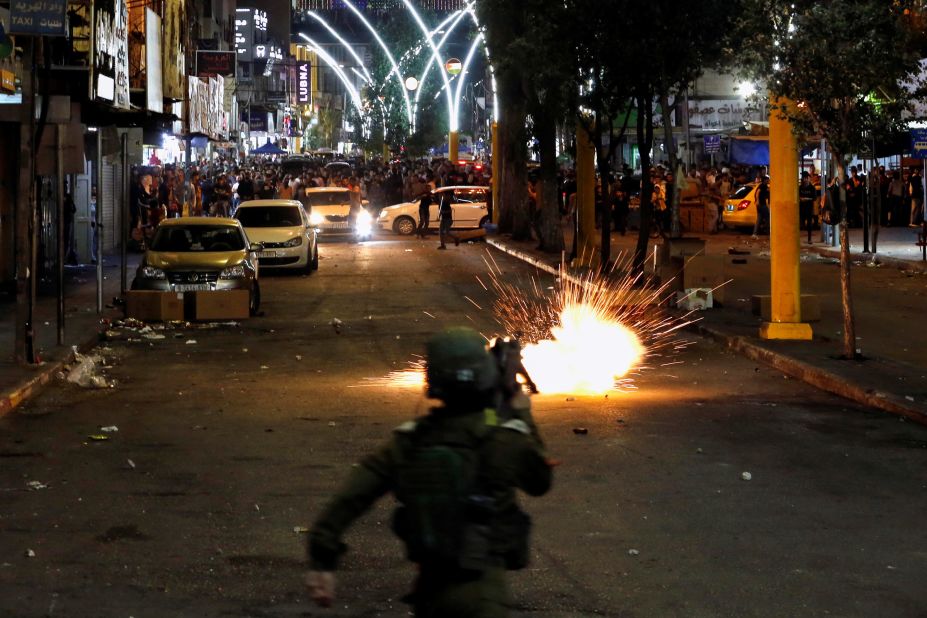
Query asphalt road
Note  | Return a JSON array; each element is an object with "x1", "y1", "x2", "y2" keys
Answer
[{"x1": 1, "y1": 234, "x2": 926, "y2": 618}]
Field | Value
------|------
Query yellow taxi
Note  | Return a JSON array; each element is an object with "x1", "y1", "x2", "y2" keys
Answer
[{"x1": 721, "y1": 183, "x2": 759, "y2": 229}]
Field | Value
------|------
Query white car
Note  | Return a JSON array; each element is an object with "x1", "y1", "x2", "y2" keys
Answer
[
  {"x1": 302, "y1": 187, "x2": 371, "y2": 239},
  {"x1": 234, "y1": 200, "x2": 319, "y2": 272},
  {"x1": 378, "y1": 186, "x2": 491, "y2": 235}
]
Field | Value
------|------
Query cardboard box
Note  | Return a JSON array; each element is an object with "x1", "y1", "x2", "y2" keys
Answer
[
  {"x1": 186, "y1": 290, "x2": 250, "y2": 321},
  {"x1": 658, "y1": 237, "x2": 706, "y2": 265},
  {"x1": 751, "y1": 294, "x2": 821, "y2": 322},
  {"x1": 683, "y1": 255, "x2": 728, "y2": 304},
  {"x1": 126, "y1": 291, "x2": 185, "y2": 322}
]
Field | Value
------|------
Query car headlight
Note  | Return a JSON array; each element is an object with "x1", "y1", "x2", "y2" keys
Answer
[
  {"x1": 282, "y1": 236, "x2": 303, "y2": 247},
  {"x1": 220, "y1": 265, "x2": 247, "y2": 279},
  {"x1": 309, "y1": 212, "x2": 324, "y2": 226},
  {"x1": 140, "y1": 266, "x2": 166, "y2": 280}
]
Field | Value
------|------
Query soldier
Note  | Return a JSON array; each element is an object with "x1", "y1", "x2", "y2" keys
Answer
[{"x1": 306, "y1": 328, "x2": 553, "y2": 617}]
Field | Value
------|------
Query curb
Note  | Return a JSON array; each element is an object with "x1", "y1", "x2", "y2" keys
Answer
[
  {"x1": 806, "y1": 245, "x2": 927, "y2": 273},
  {"x1": 487, "y1": 237, "x2": 927, "y2": 426},
  {"x1": 0, "y1": 324, "x2": 109, "y2": 419}
]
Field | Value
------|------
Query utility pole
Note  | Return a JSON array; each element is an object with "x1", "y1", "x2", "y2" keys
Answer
[
  {"x1": 56, "y1": 125, "x2": 65, "y2": 345},
  {"x1": 572, "y1": 122, "x2": 600, "y2": 269},
  {"x1": 14, "y1": 38, "x2": 37, "y2": 364}
]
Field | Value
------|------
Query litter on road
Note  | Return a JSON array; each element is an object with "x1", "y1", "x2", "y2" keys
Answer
[{"x1": 741, "y1": 472, "x2": 753, "y2": 481}]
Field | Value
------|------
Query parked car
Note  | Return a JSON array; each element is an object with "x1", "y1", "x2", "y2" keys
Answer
[
  {"x1": 377, "y1": 186, "x2": 491, "y2": 235},
  {"x1": 234, "y1": 200, "x2": 318, "y2": 272},
  {"x1": 722, "y1": 183, "x2": 759, "y2": 229},
  {"x1": 131, "y1": 217, "x2": 262, "y2": 315},
  {"x1": 302, "y1": 187, "x2": 368, "y2": 240}
]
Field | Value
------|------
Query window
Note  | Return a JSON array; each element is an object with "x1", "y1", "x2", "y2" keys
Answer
[
  {"x1": 236, "y1": 206, "x2": 303, "y2": 228},
  {"x1": 151, "y1": 226, "x2": 245, "y2": 252}
]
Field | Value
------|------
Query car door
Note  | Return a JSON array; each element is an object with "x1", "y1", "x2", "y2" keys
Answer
[
  {"x1": 451, "y1": 188, "x2": 487, "y2": 227},
  {"x1": 430, "y1": 190, "x2": 447, "y2": 227}
]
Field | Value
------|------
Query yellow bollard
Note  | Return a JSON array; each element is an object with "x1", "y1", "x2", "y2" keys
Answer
[
  {"x1": 760, "y1": 97, "x2": 813, "y2": 340},
  {"x1": 448, "y1": 131, "x2": 459, "y2": 163},
  {"x1": 572, "y1": 124, "x2": 600, "y2": 269}
]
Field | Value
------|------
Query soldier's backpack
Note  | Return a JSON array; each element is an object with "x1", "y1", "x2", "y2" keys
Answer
[{"x1": 392, "y1": 426, "x2": 496, "y2": 573}]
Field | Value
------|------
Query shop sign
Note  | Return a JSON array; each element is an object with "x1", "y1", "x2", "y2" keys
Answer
[
  {"x1": 911, "y1": 129, "x2": 927, "y2": 160},
  {"x1": 253, "y1": 9, "x2": 267, "y2": 32},
  {"x1": 9, "y1": 0, "x2": 67, "y2": 36},
  {"x1": 93, "y1": 0, "x2": 130, "y2": 109},
  {"x1": 162, "y1": 0, "x2": 185, "y2": 100},
  {"x1": 0, "y1": 70, "x2": 14, "y2": 93},
  {"x1": 687, "y1": 99, "x2": 765, "y2": 132},
  {"x1": 296, "y1": 62, "x2": 310, "y2": 104},
  {"x1": 197, "y1": 51, "x2": 236, "y2": 77},
  {"x1": 145, "y1": 8, "x2": 163, "y2": 113},
  {"x1": 703, "y1": 134, "x2": 721, "y2": 153},
  {"x1": 248, "y1": 109, "x2": 267, "y2": 132},
  {"x1": 254, "y1": 44, "x2": 283, "y2": 61},
  {"x1": 234, "y1": 9, "x2": 254, "y2": 62}
]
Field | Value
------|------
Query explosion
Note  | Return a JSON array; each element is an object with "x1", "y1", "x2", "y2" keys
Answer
[
  {"x1": 488, "y1": 254, "x2": 696, "y2": 395},
  {"x1": 365, "y1": 253, "x2": 697, "y2": 396}
]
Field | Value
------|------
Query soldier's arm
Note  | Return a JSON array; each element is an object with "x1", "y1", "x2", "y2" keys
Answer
[
  {"x1": 498, "y1": 421, "x2": 553, "y2": 497},
  {"x1": 308, "y1": 441, "x2": 397, "y2": 570}
]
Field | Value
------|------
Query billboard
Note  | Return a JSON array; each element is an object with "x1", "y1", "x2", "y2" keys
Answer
[
  {"x1": 296, "y1": 62, "x2": 311, "y2": 104},
  {"x1": 197, "y1": 51, "x2": 236, "y2": 77},
  {"x1": 145, "y1": 8, "x2": 163, "y2": 113},
  {"x1": 234, "y1": 9, "x2": 254, "y2": 62},
  {"x1": 162, "y1": 0, "x2": 186, "y2": 100},
  {"x1": 92, "y1": 0, "x2": 130, "y2": 109},
  {"x1": 9, "y1": 0, "x2": 67, "y2": 36}
]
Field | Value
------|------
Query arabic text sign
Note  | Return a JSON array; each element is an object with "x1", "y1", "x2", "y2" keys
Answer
[
  {"x1": 10, "y1": 0, "x2": 68, "y2": 36},
  {"x1": 703, "y1": 134, "x2": 721, "y2": 154},
  {"x1": 911, "y1": 129, "x2": 927, "y2": 160}
]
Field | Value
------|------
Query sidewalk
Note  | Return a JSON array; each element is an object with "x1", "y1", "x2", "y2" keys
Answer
[
  {"x1": 0, "y1": 254, "x2": 138, "y2": 416},
  {"x1": 488, "y1": 224, "x2": 927, "y2": 425}
]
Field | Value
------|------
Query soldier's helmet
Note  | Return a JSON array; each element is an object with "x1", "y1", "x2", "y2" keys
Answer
[{"x1": 426, "y1": 328, "x2": 499, "y2": 403}]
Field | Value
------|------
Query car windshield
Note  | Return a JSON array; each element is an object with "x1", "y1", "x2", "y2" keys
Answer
[
  {"x1": 731, "y1": 185, "x2": 754, "y2": 199},
  {"x1": 237, "y1": 206, "x2": 303, "y2": 228},
  {"x1": 306, "y1": 191, "x2": 351, "y2": 207},
  {"x1": 453, "y1": 189, "x2": 486, "y2": 203},
  {"x1": 150, "y1": 225, "x2": 245, "y2": 252}
]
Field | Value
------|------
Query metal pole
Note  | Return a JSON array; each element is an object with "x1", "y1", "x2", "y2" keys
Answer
[
  {"x1": 56, "y1": 125, "x2": 65, "y2": 345},
  {"x1": 15, "y1": 37, "x2": 37, "y2": 364},
  {"x1": 120, "y1": 131, "x2": 129, "y2": 296},
  {"x1": 96, "y1": 130, "x2": 103, "y2": 314}
]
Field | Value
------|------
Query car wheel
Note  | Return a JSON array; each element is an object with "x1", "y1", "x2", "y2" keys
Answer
[
  {"x1": 310, "y1": 244, "x2": 319, "y2": 271},
  {"x1": 479, "y1": 215, "x2": 490, "y2": 228},
  {"x1": 394, "y1": 216, "x2": 416, "y2": 236},
  {"x1": 249, "y1": 281, "x2": 261, "y2": 316}
]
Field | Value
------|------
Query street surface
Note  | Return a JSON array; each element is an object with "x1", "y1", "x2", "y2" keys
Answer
[{"x1": 2, "y1": 234, "x2": 926, "y2": 617}]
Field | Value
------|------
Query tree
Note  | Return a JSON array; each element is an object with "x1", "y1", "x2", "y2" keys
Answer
[{"x1": 739, "y1": 0, "x2": 926, "y2": 358}]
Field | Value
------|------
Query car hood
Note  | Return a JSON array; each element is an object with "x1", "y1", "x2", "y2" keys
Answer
[
  {"x1": 146, "y1": 251, "x2": 247, "y2": 270},
  {"x1": 382, "y1": 202, "x2": 414, "y2": 212},
  {"x1": 240, "y1": 227, "x2": 302, "y2": 243}
]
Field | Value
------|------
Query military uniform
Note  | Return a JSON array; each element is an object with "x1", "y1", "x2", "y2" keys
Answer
[{"x1": 308, "y1": 406, "x2": 552, "y2": 617}]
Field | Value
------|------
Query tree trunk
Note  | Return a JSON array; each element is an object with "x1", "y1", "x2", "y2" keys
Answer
[
  {"x1": 498, "y1": 79, "x2": 529, "y2": 239},
  {"x1": 659, "y1": 92, "x2": 681, "y2": 238},
  {"x1": 596, "y1": 143, "x2": 612, "y2": 270},
  {"x1": 536, "y1": 111, "x2": 564, "y2": 253},
  {"x1": 833, "y1": 156, "x2": 857, "y2": 359},
  {"x1": 633, "y1": 93, "x2": 655, "y2": 276}
]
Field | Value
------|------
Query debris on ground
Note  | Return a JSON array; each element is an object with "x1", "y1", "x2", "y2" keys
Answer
[
  {"x1": 126, "y1": 459, "x2": 136, "y2": 469},
  {"x1": 741, "y1": 472, "x2": 752, "y2": 481},
  {"x1": 293, "y1": 526, "x2": 310, "y2": 534},
  {"x1": 573, "y1": 427, "x2": 589, "y2": 435},
  {"x1": 627, "y1": 549, "x2": 640, "y2": 556},
  {"x1": 330, "y1": 318, "x2": 343, "y2": 334},
  {"x1": 186, "y1": 340, "x2": 197, "y2": 345},
  {"x1": 24, "y1": 549, "x2": 35, "y2": 558},
  {"x1": 64, "y1": 347, "x2": 114, "y2": 389},
  {"x1": 26, "y1": 481, "x2": 48, "y2": 491},
  {"x1": 87, "y1": 434, "x2": 110, "y2": 442},
  {"x1": 100, "y1": 425, "x2": 119, "y2": 433}
]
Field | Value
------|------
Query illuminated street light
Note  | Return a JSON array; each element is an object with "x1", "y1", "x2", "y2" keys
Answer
[
  {"x1": 405, "y1": 77, "x2": 419, "y2": 91},
  {"x1": 307, "y1": 11, "x2": 374, "y2": 84},
  {"x1": 401, "y1": 0, "x2": 456, "y2": 130},
  {"x1": 298, "y1": 33, "x2": 365, "y2": 118},
  {"x1": 340, "y1": 0, "x2": 414, "y2": 132}
]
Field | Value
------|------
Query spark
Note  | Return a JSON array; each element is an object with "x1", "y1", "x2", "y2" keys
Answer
[
  {"x1": 463, "y1": 296, "x2": 483, "y2": 311},
  {"x1": 423, "y1": 311, "x2": 436, "y2": 319},
  {"x1": 488, "y1": 254, "x2": 698, "y2": 395},
  {"x1": 359, "y1": 358, "x2": 426, "y2": 389}
]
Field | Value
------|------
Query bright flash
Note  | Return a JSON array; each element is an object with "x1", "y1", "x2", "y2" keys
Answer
[
  {"x1": 520, "y1": 303, "x2": 644, "y2": 395},
  {"x1": 488, "y1": 254, "x2": 697, "y2": 395}
]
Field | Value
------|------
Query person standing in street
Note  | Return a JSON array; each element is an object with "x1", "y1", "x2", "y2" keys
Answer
[
  {"x1": 799, "y1": 172, "x2": 816, "y2": 243},
  {"x1": 417, "y1": 189, "x2": 433, "y2": 238},
  {"x1": 438, "y1": 189, "x2": 457, "y2": 249},
  {"x1": 752, "y1": 176, "x2": 770, "y2": 238},
  {"x1": 306, "y1": 328, "x2": 552, "y2": 617},
  {"x1": 909, "y1": 167, "x2": 924, "y2": 227}
]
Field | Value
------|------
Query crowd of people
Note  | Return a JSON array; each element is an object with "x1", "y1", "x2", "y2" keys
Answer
[{"x1": 127, "y1": 155, "x2": 492, "y2": 250}]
